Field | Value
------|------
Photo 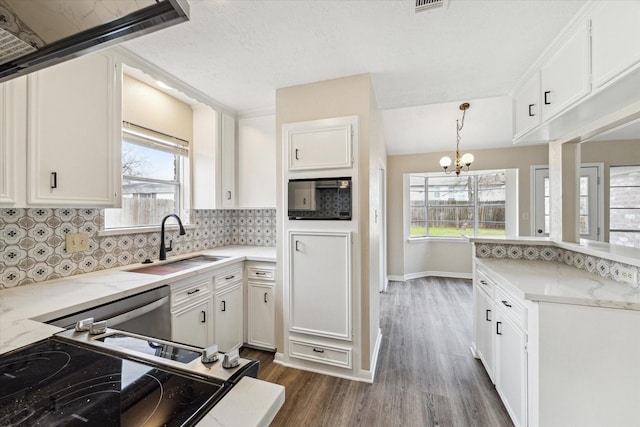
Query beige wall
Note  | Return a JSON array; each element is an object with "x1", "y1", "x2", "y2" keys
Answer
[
  {"x1": 275, "y1": 73, "x2": 383, "y2": 371},
  {"x1": 123, "y1": 74, "x2": 193, "y2": 142},
  {"x1": 387, "y1": 144, "x2": 549, "y2": 278}
]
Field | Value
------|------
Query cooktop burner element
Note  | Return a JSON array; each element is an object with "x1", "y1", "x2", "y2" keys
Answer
[{"x1": 0, "y1": 340, "x2": 226, "y2": 427}]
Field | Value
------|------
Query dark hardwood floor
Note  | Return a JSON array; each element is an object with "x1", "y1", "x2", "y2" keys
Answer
[{"x1": 241, "y1": 277, "x2": 513, "y2": 427}]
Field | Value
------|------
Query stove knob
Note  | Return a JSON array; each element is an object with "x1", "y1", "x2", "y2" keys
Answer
[
  {"x1": 75, "y1": 318, "x2": 94, "y2": 332},
  {"x1": 201, "y1": 345, "x2": 219, "y2": 363},
  {"x1": 89, "y1": 320, "x2": 107, "y2": 335},
  {"x1": 222, "y1": 349, "x2": 240, "y2": 369}
]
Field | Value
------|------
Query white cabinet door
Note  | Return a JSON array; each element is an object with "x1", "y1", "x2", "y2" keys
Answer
[
  {"x1": 540, "y1": 21, "x2": 591, "y2": 120},
  {"x1": 27, "y1": 52, "x2": 121, "y2": 206},
  {"x1": 238, "y1": 115, "x2": 276, "y2": 208},
  {"x1": 285, "y1": 116, "x2": 355, "y2": 171},
  {"x1": 220, "y1": 112, "x2": 236, "y2": 208},
  {"x1": 0, "y1": 77, "x2": 26, "y2": 207},
  {"x1": 495, "y1": 311, "x2": 528, "y2": 427},
  {"x1": 475, "y1": 287, "x2": 495, "y2": 382},
  {"x1": 214, "y1": 283, "x2": 243, "y2": 352},
  {"x1": 289, "y1": 231, "x2": 351, "y2": 340},
  {"x1": 172, "y1": 299, "x2": 212, "y2": 348},
  {"x1": 591, "y1": 1, "x2": 640, "y2": 89},
  {"x1": 247, "y1": 281, "x2": 275, "y2": 350},
  {"x1": 513, "y1": 73, "x2": 541, "y2": 138}
]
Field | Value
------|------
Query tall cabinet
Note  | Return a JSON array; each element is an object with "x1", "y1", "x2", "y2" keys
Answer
[{"x1": 280, "y1": 115, "x2": 361, "y2": 378}]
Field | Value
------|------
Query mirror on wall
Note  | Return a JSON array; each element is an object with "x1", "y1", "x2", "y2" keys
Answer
[
  {"x1": 0, "y1": 0, "x2": 189, "y2": 83},
  {"x1": 579, "y1": 117, "x2": 640, "y2": 249}
]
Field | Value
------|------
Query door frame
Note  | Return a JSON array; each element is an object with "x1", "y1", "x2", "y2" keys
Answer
[{"x1": 530, "y1": 163, "x2": 604, "y2": 240}]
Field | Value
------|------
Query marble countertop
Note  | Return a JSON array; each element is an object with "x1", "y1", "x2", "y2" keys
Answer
[
  {"x1": 477, "y1": 258, "x2": 640, "y2": 310},
  {"x1": 0, "y1": 245, "x2": 282, "y2": 426}
]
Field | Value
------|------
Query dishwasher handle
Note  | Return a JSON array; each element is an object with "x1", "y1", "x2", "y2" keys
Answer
[{"x1": 105, "y1": 296, "x2": 170, "y2": 327}]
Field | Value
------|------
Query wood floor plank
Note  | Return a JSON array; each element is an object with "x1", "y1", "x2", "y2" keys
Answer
[{"x1": 241, "y1": 276, "x2": 513, "y2": 427}]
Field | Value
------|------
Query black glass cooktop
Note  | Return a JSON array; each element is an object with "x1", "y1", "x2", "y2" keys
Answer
[{"x1": 0, "y1": 339, "x2": 225, "y2": 426}]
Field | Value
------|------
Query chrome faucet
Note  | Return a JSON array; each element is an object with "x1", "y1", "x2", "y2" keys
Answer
[{"x1": 159, "y1": 214, "x2": 186, "y2": 261}]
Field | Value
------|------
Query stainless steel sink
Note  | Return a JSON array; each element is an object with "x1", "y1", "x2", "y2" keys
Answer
[{"x1": 128, "y1": 255, "x2": 229, "y2": 275}]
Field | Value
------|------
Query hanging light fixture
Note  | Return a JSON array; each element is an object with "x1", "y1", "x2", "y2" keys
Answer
[{"x1": 440, "y1": 102, "x2": 474, "y2": 175}]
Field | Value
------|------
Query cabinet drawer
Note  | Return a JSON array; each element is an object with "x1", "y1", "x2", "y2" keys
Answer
[
  {"x1": 495, "y1": 286, "x2": 527, "y2": 330},
  {"x1": 289, "y1": 338, "x2": 352, "y2": 369},
  {"x1": 171, "y1": 280, "x2": 211, "y2": 307},
  {"x1": 476, "y1": 270, "x2": 495, "y2": 296},
  {"x1": 247, "y1": 266, "x2": 275, "y2": 281},
  {"x1": 214, "y1": 265, "x2": 243, "y2": 289}
]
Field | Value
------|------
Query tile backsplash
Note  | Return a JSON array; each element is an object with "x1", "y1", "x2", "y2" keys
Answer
[
  {"x1": 0, "y1": 208, "x2": 276, "y2": 288},
  {"x1": 475, "y1": 242, "x2": 640, "y2": 286}
]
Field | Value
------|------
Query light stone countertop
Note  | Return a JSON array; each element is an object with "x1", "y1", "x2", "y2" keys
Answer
[
  {"x1": 0, "y1": 245, "x2": 282, "y2": 427},
  {"x1": 477, "y1": 258, "x2": 640, "y2": 310}
]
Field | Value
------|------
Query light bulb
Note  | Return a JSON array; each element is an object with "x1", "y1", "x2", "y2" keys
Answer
[
  {"x1": 461, "y1": 153, "x2": 474, "y2": 166},
  {"x1": 439, "y1": 156, "x2": 452, "y2": 168}
]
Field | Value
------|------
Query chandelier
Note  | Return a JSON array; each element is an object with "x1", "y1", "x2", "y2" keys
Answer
[{"x1": 439, "y1": 102, "x2": 474, "y2": 175}]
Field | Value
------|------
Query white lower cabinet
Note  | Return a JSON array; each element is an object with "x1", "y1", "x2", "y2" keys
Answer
[
  {"x1": 170, "y1": 276, "x2": 213, "y2": 348},
  {"x1": 247, "y1": 282, "x2": 275, "y2": 350},
  {"x1": 495, "y1": 309, "x2": 527, "y2": 427},
  {"x1": 474, "y1": 263, "x2": 527, "y2": 427},
  {"x1": 172, "y1": 299, "x2": 212, "y2": 348},
  {"x1": 214, "y1": 284, "x2": 243, "y2": 352}
]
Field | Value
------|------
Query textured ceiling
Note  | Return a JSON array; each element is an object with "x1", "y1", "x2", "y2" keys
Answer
[{"x1": 122, "y1": 0, "x2": 586, "y2": 154}]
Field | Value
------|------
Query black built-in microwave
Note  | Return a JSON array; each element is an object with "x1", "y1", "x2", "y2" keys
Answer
[{"x1": 288, "y1": 177, "x2": 352, "y2": 220}]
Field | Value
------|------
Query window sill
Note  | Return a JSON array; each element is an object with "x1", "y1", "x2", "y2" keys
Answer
[
  {"x1": 98, "y1": 224, "x2": 195, "y2": 237},
  {"x1": 408, "y1": 236, "x2": 472, "y2": 244}
]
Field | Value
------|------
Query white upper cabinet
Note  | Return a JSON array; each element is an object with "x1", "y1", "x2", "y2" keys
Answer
[
  {"x1": 0, "y1": 77, "x2": 26, "y2": 207},
  {"x1": 539, "y1": 20, "x2": 591, "y2": 121},
  {"x1": 238, "y1": 115, "x2": 276, "y2": 208},
  {"x1": 192, "y1": 105, "x2": 219, "y2": 210},
  {"x1": 27, "y1": 52, "x2": 121, "y2": 207},
  {"x1": 220, "y1": 112, "x2": 236, "y2": 208},
  {"x1": 285, "y1": 116, "x2": 355, "y2": 171},
  {"x1": 513, "y1": 73, "x2": 541, "y2": 138},
  {"x1": 591, "y1": 1, "x2": 640, "y2": 89}
]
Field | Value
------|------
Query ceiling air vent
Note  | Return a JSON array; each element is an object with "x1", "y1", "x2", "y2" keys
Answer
[{"x1": 415, "y1": 0, "x2": 448, "y2": 13}]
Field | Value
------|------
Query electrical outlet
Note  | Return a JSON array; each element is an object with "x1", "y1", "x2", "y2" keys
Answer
[
  {"x1": 619, "y1": 267, "x2": 638, "y2": 286},
  {"x1": 66, "y1": 232, "x2": 90, "y2": 253}
]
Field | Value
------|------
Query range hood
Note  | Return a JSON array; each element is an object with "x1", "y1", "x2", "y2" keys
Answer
[{"x1": 0, "y1": 0, "x2": 189, "y2": 83}]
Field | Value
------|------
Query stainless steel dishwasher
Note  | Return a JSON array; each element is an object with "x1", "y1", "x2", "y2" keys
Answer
[{"x1": 48, "y1": 286, "x2": 171, "y2": 340}]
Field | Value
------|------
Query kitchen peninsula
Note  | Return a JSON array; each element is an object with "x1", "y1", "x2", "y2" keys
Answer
[{"x1": 468, "y1": 236, "x2": 640, "y2": 427}]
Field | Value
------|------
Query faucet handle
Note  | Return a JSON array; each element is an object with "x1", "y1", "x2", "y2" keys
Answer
[{"x1": 166, "y1": 239, "x2": 173, "y2": 253}]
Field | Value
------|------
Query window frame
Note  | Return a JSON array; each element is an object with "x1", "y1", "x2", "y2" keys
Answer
[
  {"x1": 408, "y1": 170, "x2": 509, "y2": 241},
  {"x1": 103, "y1": 123, "x2": 191, "y2": 232},
  {"x1": 609, "y1": 164, "x2": 640, "y2": 248}
]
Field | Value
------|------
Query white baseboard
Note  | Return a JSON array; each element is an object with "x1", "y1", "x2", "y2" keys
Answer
[
  {"x1": 388, "y1": 271, "x2": 472, "y2": 282},
  {"x1": 359, "y1": 328, "x2": 382, "y2": 383}
]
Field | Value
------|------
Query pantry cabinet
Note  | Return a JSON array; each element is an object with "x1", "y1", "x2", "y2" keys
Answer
[
  {"x1": 26, "y1": 52, "x2": 121, "y2": 207},
  {"x1": 289, "y1": 231, "x2": 351, "y2": 340},
  {"x1": 590, "y1": 1, "x2": 640, "y2": 89},
  {"x1": 284, "y1": 116, "x2": 354, "y2": 171}
]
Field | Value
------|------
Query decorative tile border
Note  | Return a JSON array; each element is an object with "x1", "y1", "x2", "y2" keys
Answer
[
  {"x1": 0, "y1": 208, "x2": 276, "y2": 288},
  {"x1": 475, "y1": 243, "x2": 640, "y2": 286}
]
